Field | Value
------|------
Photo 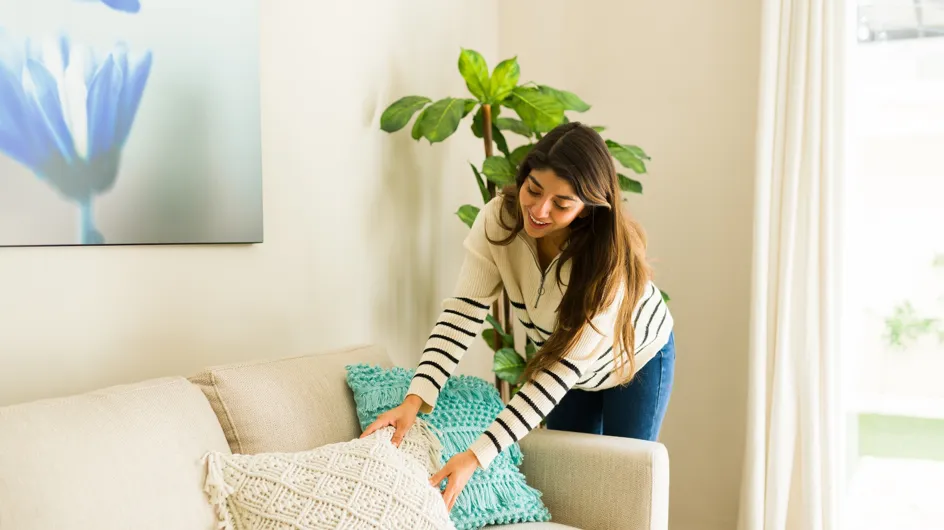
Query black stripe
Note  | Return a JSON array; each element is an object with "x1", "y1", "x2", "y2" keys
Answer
[
  {"x1": 509, "y1": 300, "x2": 526, "y2": 310},
  {"x1": 532, "y1": 380, "x2": 558, "y2": 405},
  {"x1": 592, "y1": 372, "x2": 611, "y2": 389},
  {"x1": 578, "y1": 357, "x2": 615, "y2": 385},
  {"x1": 506, "y1": 404, "x2": 532, "y2": 431},
  {"x1": 542, "y1": 369, "x2": 569, "y2": 392},
  {"x1": 436, "y1": 321, "x2": 475, "y2": 337},
  {"x1": 484, "y1": 431, "x2": 502, "y2": 453},
  {"x1": 632, "y1": 285, "x2": 657, "y2": 328},
  {"x1": 418, "y1": 360, "x2": 450, "y2": 378},
  {"x1": 520, "y1": 318, "x2": 554, "y2": 337},
  {"x1": 516, "y1": 390, "x2": 546, "y2": 419},
  {"x1": 429, "y1": 334, "x2": 467, "y2": 350},
  {"x1": 412, "y1": 373, "x2": 442, "y2": 391},
  {"x1": 559, "y1": 359, "x2": 582, "y2": 377},
  {"x1": 596, "y1": 346, "x2": 614, "y2": 361},
  {"x1": 638, "y1": 309, "x2": 669, "y2": 354},
  {"x1": 637, "y1": 301, "x2": 663, "y2": 350},
  {"x1": 424, "y1": 347, "x2": 459, "y2": 364},
  {"x1": 495, "y1": 417, "x2": 518, "y2": 442},
  {"x1": 457, "y1": 297, "x2": 489, "y2": 310},
  {"x1": 444, "y1": 309, "x2": 484, "y2": 324}
]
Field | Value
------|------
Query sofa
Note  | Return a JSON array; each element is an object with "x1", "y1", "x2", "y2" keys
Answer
[{"x1": 0, "y1": 344, "x2": 669, "y2": 530}]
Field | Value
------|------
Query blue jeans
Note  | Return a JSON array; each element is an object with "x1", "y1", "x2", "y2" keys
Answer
[{"x1": 545, "y1": 332, "x2": 675, "y2": 440}]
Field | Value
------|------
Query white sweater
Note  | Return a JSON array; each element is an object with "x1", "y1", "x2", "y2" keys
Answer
[{"x1": 406, "y1": 197, "x2": 674, "y2": 469}]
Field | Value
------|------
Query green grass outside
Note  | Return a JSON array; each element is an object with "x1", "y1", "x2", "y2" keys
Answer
[{"x1": 858, "y1": 413, "x2": 944, "y2": 461}]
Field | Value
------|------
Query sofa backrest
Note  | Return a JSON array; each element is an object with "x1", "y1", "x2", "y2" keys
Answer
[
  {"x1": 0, "y1": 376, "x2": 231, "y2": 530},
  {"x1": 188, "y1": 344, "x2": 391, "y2": 454}
]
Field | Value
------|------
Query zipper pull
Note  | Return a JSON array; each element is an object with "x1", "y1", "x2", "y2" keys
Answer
[{"x1": 535, "y1": 278, "x2": 546, "y2": 307}]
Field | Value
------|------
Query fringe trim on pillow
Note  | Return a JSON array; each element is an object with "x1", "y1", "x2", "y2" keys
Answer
[{"x1": 202, "y1": 452, "x2": 235, "y2": 530}]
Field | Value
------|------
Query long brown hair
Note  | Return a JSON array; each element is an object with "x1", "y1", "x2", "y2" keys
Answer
[{"x1": 490, "y1": 122, "x2": 652, "y2": 386}]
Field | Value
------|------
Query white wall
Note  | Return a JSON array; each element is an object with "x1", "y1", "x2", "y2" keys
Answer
[
  {"x1": 498, "y1": 2, "x2": 760, "y2": 529},
  {"x1": 0, "y1": 0, "x2": 499, "y2": 406}
]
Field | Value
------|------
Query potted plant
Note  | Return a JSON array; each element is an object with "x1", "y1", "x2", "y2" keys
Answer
[{"x1": 379, "y1": 48, "x2": 663, "y2": 399}]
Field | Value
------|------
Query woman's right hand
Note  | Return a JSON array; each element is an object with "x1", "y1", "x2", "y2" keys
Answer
[{"x1": 359, "y1": 394, "x2": 424, "y2": 447}]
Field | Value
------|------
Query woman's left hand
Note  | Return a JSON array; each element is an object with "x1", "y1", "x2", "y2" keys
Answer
[{"x1": 429, "y1": 450, "x2": 480, "y2": 511}]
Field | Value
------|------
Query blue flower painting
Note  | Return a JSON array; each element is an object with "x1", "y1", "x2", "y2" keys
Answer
[
  {"x1": 75, "y1": 0, "x2": 141, "y2": 13},
  {"x1": 0, "y1": 0, "x2": 262, "y2": 246},
  {"x1": 98, "y1": 0, "x2": 142, "y2": 13},
  {"x1": 0, "y1": 32, "x2": 152, "y2": 243}
]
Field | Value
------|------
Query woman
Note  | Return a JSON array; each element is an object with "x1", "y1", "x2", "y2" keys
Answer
[{"x1": 361, "y1": 122, "x2": 675, "y2": 511}]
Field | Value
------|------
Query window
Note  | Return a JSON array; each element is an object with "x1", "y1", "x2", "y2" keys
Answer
[{"x1": 842, "y1": 1, "x2": 944, "y2": 528}]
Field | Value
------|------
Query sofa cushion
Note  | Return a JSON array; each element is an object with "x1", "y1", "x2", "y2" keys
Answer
[
  {"x1": 345, "y1": 363, "x2": 551, "y2": 530},
  {"x1": 189, "y1": 344, "x2": 391, "y2": 454},
  {"x1": 202, "y1": 420, "x2": 455, "y2": 530},
  {"x1": 0, "y1": 376, "x2": 230, "y2": 530}
]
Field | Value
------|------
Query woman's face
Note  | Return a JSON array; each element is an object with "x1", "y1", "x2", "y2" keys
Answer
[{"x1": 518, "y1": 168, "x2": 586, "y2": 240}]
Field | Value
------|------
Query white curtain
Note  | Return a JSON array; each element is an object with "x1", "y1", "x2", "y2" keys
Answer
[{"x1": 737, "y1": 0, "x2": 847, "y2": 529}]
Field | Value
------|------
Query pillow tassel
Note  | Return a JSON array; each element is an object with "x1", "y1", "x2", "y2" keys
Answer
[{"x1": 202, "y1": 452, "x2": 235, "y2": 530}]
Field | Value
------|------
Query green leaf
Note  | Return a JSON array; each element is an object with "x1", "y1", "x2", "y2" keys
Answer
[
  {"x1": 380, "y1": 96, "x2": 431, "y2": 133},
  {"x1": 494, "y1": 118, "x2": 532, "y2": 137},
  {"x1": 462, "y1": 99, "x2": 478, "y2": 118},
  {"x1": 411, "y1": 107, "x2": 426, "y2": 140},
  {"x1": 510, "y1": 144, "x2": 534, "y2": 167},
  {"x1": 417, "y1": 98, "x2": 465, "y2": 143},
  {"x1": 489, "y1": 57, "x2": 520, "y2": 103},
  {"x1": 618, "y1": 173, "x2": 643, "y2": 194},
  {"x1": 538, "y1": 85, "x2": 591, "y2": 112},
  {"x1": 482, "y1": 329, "x2": 500, "y2": 351},
  {"x1": 494, "y1": 348, "x2": 526, "y2": 384},
  {"x1": 493, "y1": 127, "x2": 511, "y2": 159},
  {"x1": 483, "y1": 156, "x2": 516, "y2": 186},
  {"x1": 606, "y1": 140, "x2": 648, "y2": 173},
  {"x1": 456, "y1": 204, "x2": 480, "y2": 228},
  {"x1": 619, "y1": 143, "x2": 650, "y2": 160},
  {"x1": 504, "y1": 86, "x2": 565, "y2": 133},
  {"x1": 484, "y1": 314, "x2": 514, "y2": 349},
  {"x1": 471, "y1": 104, "x2": 500, "y2": 138},
  {"x1": 592, "y1": 125, "x2": 606, "y2": 133},
  {"x1": 525, "y1": 340, "x2": 537, "y2": 361},
  {"x1": 470, "y1": 163, "x2": 490, "y2": 203},
  {"x1": 458, "y1": 48, "x2": 490, "y2": 102},
  {"x1": 660, "y1": 289, "x2": 671, "y2": 302}
]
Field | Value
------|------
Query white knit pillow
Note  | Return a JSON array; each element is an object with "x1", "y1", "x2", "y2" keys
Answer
[{"x1": 202, "y1": 419, "x2": 456, "y2": 530}]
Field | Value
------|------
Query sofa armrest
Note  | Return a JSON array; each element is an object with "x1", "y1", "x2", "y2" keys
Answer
[{"x1": 518, "y1": 428, "x2": 669, "y2": 530}]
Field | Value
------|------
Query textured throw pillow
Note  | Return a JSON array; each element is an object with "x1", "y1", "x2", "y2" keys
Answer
[
  {"x1": 345, "y1": 364, "x2": 551, "y2": 530},
  {"x1": 202, "y1": 420, "x2": 456, "y2": 530}
]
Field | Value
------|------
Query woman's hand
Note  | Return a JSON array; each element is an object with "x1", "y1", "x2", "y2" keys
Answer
[
  {"x1": 359, "y1": 394, "x2": 424, "y2": 447},
  {"x1": 430, "y1": 450, "x2": 480, "y2": 511}
]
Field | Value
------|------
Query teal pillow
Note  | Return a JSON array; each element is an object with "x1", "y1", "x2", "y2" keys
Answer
[{"x1": 345, "y1": 363, "x2": 551, "y2": 529}]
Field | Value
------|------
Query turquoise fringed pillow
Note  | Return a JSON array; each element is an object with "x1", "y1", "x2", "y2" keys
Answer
[{"x1": 345, "y1": 364, "x2": 551, "y2": 530}]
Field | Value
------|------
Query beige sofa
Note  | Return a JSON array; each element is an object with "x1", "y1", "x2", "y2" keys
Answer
[{"x1": 0, "y1": 344, "x2": 669, "y2": 530}]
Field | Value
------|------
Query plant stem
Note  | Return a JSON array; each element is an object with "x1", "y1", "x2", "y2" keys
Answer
[
  {"x1": 483, "y1": 104, "x2": 496, "y2": 196},
  {"x1": 79, "y1": 198, "x2": 103, "y2": 244},
  {"x1": 481, "y1": 104, "x2": 515, "y2": 402}
]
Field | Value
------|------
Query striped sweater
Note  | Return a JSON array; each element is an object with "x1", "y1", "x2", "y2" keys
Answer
[{"x1": 406, "y1": 196, "x2": 674, "y2": 469}]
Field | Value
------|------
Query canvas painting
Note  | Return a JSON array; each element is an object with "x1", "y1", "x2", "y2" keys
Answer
[{"x1": 0, "y1": 0, "x2": 262, "y2": 246}]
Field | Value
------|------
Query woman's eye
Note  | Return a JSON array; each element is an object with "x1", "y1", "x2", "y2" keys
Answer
[
  {"x1": 554, "y1": 203, "x2": 570, "y2": 211},
  {"x1": 527, "y1": 187, "x2": 540, "y2": 197}
]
